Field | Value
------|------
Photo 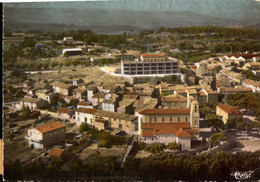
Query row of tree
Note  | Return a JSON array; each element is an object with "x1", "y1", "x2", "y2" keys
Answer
[{"x1": 5, "y1": 150, "x2": 260, "y2": 181}]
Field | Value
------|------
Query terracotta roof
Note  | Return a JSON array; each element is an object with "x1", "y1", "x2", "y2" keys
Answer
[
  {"x1": 139, "y1": 108, "x2": 190, "y2": 115},
  {"x1": 76, "y1": 108, "x2": 97, "y2": 114},
  {"x1": 36, "y1": 121, "x2": 65, "y2": 134},
  {"x1": 141, "y1": 53, "x2": 166, "y2": 58},
  {"x1": 78, "y1": 102, "x2": 90, "y2": 106},
  {"x1": 217, "y1": 104, "x2": 242, "y2": 114},
  {"x1": 141, "y1": 122, "x2": 197, "y2": 137},
  {"x1": 176, "y1": 127, "x2": 191, "y2": 137},
  {"x1": 162, "y1": 94, "x2": 187, "y2": 102},
  {"x1": 49, "y1": 148, "x2": 64, "y2": 157},
  {"x1": 58, "y1": 108, "x2": 73, "y2": 114}
]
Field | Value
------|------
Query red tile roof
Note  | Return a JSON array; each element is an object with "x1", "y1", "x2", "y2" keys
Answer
[
  {"x1": 49, "y1": 148, "x2": 64, "y2": 157},
  {"x1": 141, "y1": 122, "x2": 198, "y2": 137},
  {"x1": 139, "y1": 108, "x2": 190, "y2": 115},
  {"x1": 78, "y1": 102, "x2": 90, "y2": 106},
  {"x1": 217, "y1": 104, "x2": 242, "y2": 114},
  {"x1": 76, "y1": 108, "x2": 97, "y2": 114},
  {"x1": 58, "y1": 108, "x2": 73, "y2": 114},
  {"x1": 36, "y1": 121, "x2": 65, "y2": 134}
]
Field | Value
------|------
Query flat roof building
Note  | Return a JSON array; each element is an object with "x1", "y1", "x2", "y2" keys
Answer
[{"x1": 121, "y1": 53, "x2": 179, "y2": 75}]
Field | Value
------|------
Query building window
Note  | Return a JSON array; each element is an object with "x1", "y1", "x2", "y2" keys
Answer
[
  {"x1": 154, "y1": 117, "x2": 156, "y2": 122},
  {"x1": 195, "y1": 120, "x2": 197, "y2": 125},
  {"x1": 195, "y1": 105, "x2": 197, "y2": 112},
  {"x1": 185, "y1": 117, "x2": 188, "y2": 122},
  {"x1": 170, "y1": 117, "x2": 172, "y2": 122},
  {"x1": 162, "y1": 117, "x2": 164, "y2": 122},
  {"x1": 90, "y1": 118, "x2": 92, "y2": 123},
  {"x1": 178, "y1": 117, "x2": 180, "y2": 122},
  {"x1": 151, "y1": 137, "x2": 153, "y2": 141}
]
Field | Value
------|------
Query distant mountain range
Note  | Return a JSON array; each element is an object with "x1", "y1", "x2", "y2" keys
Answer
[{"x1": 4, "y1": 0, "x2": 260, "y2": 33}]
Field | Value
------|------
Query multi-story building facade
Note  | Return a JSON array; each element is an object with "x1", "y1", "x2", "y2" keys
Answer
[
  {"x1": 25, "y1": 121, "x2": 66, "y2": 148},
  {"x1": 121, "y1": 53, "x2": 179, "y2": 75}
]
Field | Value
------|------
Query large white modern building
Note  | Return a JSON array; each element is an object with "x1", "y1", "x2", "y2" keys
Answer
[{"x1": 121, "y1": 53, "x2": 179, "y2": 75}]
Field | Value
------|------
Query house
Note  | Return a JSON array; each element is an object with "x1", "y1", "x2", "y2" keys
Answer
[
  {"x1": 63, "y1": 37, "x2": 73, "y2": 43},
  {"x1": 216, "y1": 104, "x2": 243, "y2": 124},
  {"x1": 77, "y1": 102, "x2": 93, "y2": 109},
  {"x1": 73, "y1": 88, "x2": 88, "y2": 102},
  {"x1": 102, "y1": 99, "x2": 118, "y2": 112},
  {"x1": 94, "y1": 119, "x2": 108, "y2": 130},
  {"x1": 51, "y1": 82, "x2": 76, "y2": 96},
  {"x1": 49, "y1": 148, "x2": 65, "y2": 158},
  {"x1": 25, "y1": 121, "x2": 66, "y2": 148},
  {"x1": 20, "y1": 98, "x2": 49, "y2": 110},
  {"x1": 137, "y1": 103, "x2": 200, "y2": 150},
  {"x1": 92, "y1": 92, "x2": 106, "y2": 106},
  {"x1": 57, "y1": 108, "x2": 75, "y2": 120},
  {"x1": 86, "y1": 85, "x2": 99, "y2": 102},
  {"x1": 94, "y1": 110, "x2": 138, "y2": 134},
  {"x1": 217, "y1": 87, "x2": 252, "y2": 95},
  {"x1": 35, "y1": 89, "x2": 52, "y2": 101},
  {"x1": 75, "y1": 108, "x2": 97, "y2": 126},
  {"x1": 242, "y1": 79, "x2": 260, "y2": 93},
  {"x1": 198, "y1": 89, "x2": 219, "y2": 104},
  {"x1": 161, "y1": 94, "x2": 187, "y2": 109},
  {"x1": 117, "y1": 99, "x2": 135, "y2": 114},
  {"x1": 72, "y1": 79, "x2": 84, "y2": 86}
]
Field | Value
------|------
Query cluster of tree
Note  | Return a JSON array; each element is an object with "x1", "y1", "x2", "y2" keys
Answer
[
  {"x1": 88, "y1": 130, "x2": 126, "y2": 148},
  {"x1": 211, "y1": 40, "x2": 260, "y2": 53},
  {"x1": 18, "y1": 106, "x2": 31, "y2": 120},
  {"x1": 5, "y1": 150, "x2": 260, "y2": 181},
  {"x1": 226, "y1": 117, "x2": 253, "y2": 131},
  {"x1": 241, "y1": 69, "x2": 260, "y2": 81},
  {"x1": 166, "y1": 26, "x2": 260, "y2": 40},
  {"x1": 226, "y1": 93, "x2": 260, "y2": 120},
  {"x1": 177, "y1": 42, "x2": 194, "y2": 50},
  {"x1": 123, "y1": 151, "x2": 260, "y2": 181},
  {"x1": 92, "y1": 58, "x2": 121, "y2": 66},
  {"x1": 145, "y1": 142, "x2": 181, "y2": 155}
]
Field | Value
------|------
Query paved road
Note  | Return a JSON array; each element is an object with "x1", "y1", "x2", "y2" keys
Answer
[{"x1": 121, "y1": 136, "x2": 136, "y2": 168}]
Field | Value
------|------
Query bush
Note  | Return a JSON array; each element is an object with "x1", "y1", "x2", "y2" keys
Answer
[{"x1": 78, "y1": 123, "x2": 89, "y2": 134}]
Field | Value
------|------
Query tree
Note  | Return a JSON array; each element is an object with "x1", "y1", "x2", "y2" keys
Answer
[
  {"x1": 19, "y1": 106, "x2": 31, "y2": 120},
  {"x1": 50, "y1": 60, "x2": 58, "y2": 68},
  {"x1": 35, "y1": 62, "x2": 42, "y2": 70},
  {"x1": 206, "y1": 114, "x2": 224, "y2": 129},
  {"x1": 71, "y1": 60, "x2": 79, "y2": 67},
  {"x1": 171, "y1": 75, "x2": 176, "y2": 83},
  {"x1": 167, "y1": 142, "x2": 181, "y2": 152},
  {"x1": 147, "y1": 143, "x2": 166, "y2": 155},
  {"x1": 42, "y1": 62, "x2": 49, "y2": 69},
  {"x1": 8, "y1": 133, "x2": 15, "y2": 141},
  {"x1": 199, "y1": 102, "x2": 212, "y2": 119},
  {"x1": 210, "y1": 132, "x2": 226, "y2": 146},
  {"x1": 78, "y1": 123, "x2": 89, "y2": 134}
]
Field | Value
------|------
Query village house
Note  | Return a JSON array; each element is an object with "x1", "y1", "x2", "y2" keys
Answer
[
  {"x1": 73, "y1": 88, "x2": 88, "y2": 102},
  {"x1": 25, "y1": 121, "x2": 66, "y2": 148},
  {"x1": 20, "y1": 98, "x2": 49, "y2": 110},
  {"x1": 217, "y1": 87, "x2": 252, "y2": 95},
  {"x1": 93, "y1": 119, "x2": 108, "y2": 130},
  {"x1": 75, "y1": 108, "x2": 97, "y2": 126},
  {"x1": 117, "y1": 99, "x2": 136, "y2": 114},
  {"x1": 102, "y1": 99, "x2": 118, "y2": 112},
  {"x1": 161, "y1": 94, "x2": 187, "y2": 109},
  {"x1": 51, "y1": 82, "x2": 76, "y2": 96},
  {"x1": 216, "y1": 103, "x2": 243, "y2": 124},
  {"x1": 94, "y1": 110, "x2": 138, "y2": 134},
  {"x1": 242, "y1": 79, "x2": 260, "y2": 93},
  {"x1": 92, "y1": 92, "x2": 106, "y2": 106},
  {"x1": 86, "y1": 85, "x2": 99, "y2": 102},
  {"x1": 72, "y1": 78, "x2": 84, "y2": 86},
  {"x1": 57, "y1": 108, "x2": 75, "y2": 120},
  {"x1": 198, "y1": 89, "x2": 219, "y2": 104}
]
